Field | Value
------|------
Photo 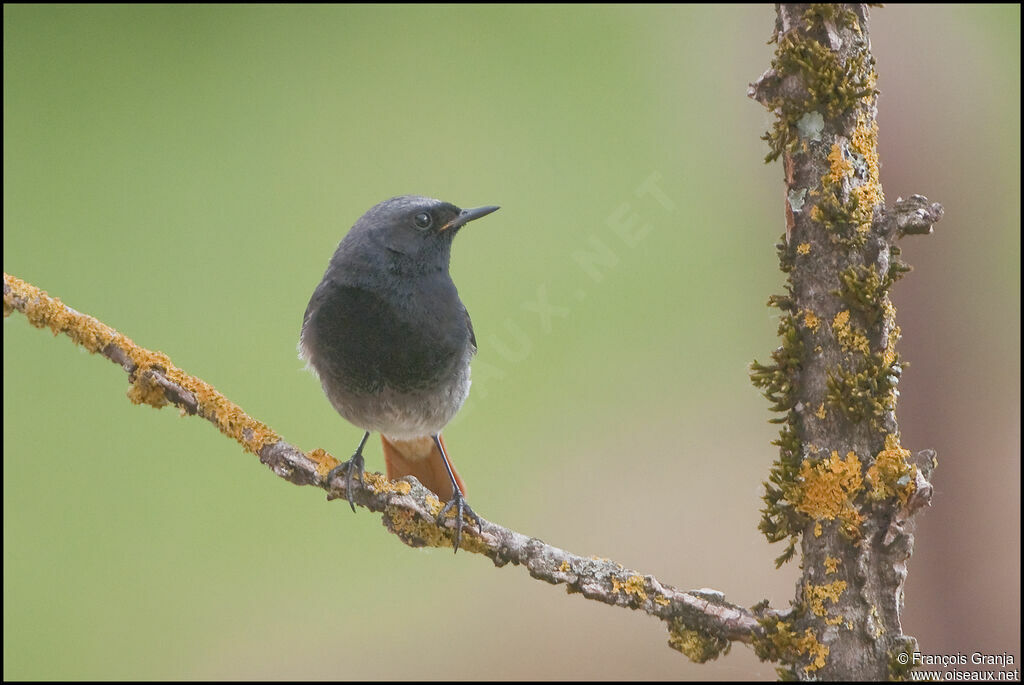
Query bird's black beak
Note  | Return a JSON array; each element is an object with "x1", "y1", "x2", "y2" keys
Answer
[{"x1": 441, "y1": 205, "x2": 500, "y2": 231}]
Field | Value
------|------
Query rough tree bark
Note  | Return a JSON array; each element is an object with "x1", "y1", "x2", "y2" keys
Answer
[{"x1": 748, "y1": 4, "x2": 940, "y2": 680}]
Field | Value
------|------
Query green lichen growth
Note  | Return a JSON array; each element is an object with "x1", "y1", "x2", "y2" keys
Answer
[
  {"x1": 776, "y1": 234, "x2": 797, "y2": 274},
  {"x1": 750, "y1": 315, "x2": 803, "y2": 417},
  {"x1": 759, "y1": 424, "x2": 804, "y2": 567},
  {"x1": 667, "y1": 620, "x2": 730, "y2": 663},
  {"x1": 809, "y1": 113, "x2": 884, "y2": 249},
  {"x1": 767, "y1": 292, "x2": 795, "y2": 312},
  {"x1": 835, "y1": 264, "x2": 893, "y2": 324},
  {"x1": 811, "y1": 173, "x2": 874, "y2": 248},
  {"x1": 810, "y1": 188, "x2": 863, "y2": 245},
  {"x1": 766, "y1": 276, "x2": 797, "y2": 313},
  {"x1": 762, "y1": 28, "x2": 877, "y2": 162},
  {"x1": 755, "y1": 8, "x2": 888, "y2": 571},
  {"x1": 825, "y1": 293, "x2": 904, "y2": 432},
  {"x1": 826, "y1": 361, "x2": 900, "y2": 425},
  {"x1": 889, "y1": 636, "x2": 920, "y2": 681},
  {"x1": 824, "y1": 253, "x2": 906, "y2": 432},
  {"x1": 751, "y1": 311, "x2": 807, "y2": 566},
  {"x1": 888, "y1": 244, "x2": 913, "y2": 283},
  {"x1": 802, "y1": 3, "x2": 860, "y2": 31}
]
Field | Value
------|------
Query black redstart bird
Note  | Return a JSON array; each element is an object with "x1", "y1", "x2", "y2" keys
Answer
[{"x1": 300, "y1": 195, "x2": 499, "y2": 551}]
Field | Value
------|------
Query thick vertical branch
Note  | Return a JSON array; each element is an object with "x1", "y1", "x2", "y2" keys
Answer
[{"x1": 748, "y1": 4, "x2": 940, "y2": 680}]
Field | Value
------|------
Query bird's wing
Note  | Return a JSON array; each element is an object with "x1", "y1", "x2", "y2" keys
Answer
[{"x1": 463, "y1": 304, "x2": 477, "y2": 355}]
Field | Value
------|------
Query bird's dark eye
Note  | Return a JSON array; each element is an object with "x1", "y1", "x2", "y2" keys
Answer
[{"x1": 413, "y1": 212, "x2": 433, "y2": 230}]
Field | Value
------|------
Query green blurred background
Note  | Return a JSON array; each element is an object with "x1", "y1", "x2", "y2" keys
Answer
[{"x1": 4, "y1": 4, "x2": 1019, "y2": 680}]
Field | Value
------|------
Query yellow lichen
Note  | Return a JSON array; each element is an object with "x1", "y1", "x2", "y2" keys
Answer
[
  {"x1": 815, "y1": 403, "x2": 827, "y2": 419},
  {"x1": 363, "y1": 471, "x2": 413, "y2": 496},
  {"x1": 123, "y1": 339, "x2": 280, "y2": 454},
  {"x1": 849, "y1": 112, "x2": 884, "y2": 235},
  {"x1": 384, "y1": 505, "x2": 449, "y2": 548},
  {"x1": 868, "y1": 605, "x2": 886, "y2": 638},
  {"x1": 769, "y1": 623, "x2": 830, "y2": 674},
  {"x1": 805, "y1": 580, "x2": 847, "y2": 621},
  {"x1": 9, "y1": 273, "x2": 119, "y2": 353},
  {"x1": 797, "y1": 242, "x2": 811, "y2": 255},
  {"x1": 800, "y1": 630, "x2": 829, "y2": 673},
  {"x1": 668, "y1": 624, "x2": 728, "y2": 663},
  {"x1": 384, "y1": 503, "x2": 486, "y2": 553},
  {"x1": 559, "y1": 560, "x2": 571, "y2": 574},
  {"x1": 654, "y1": 594, "x2": 670, "y2": 606},
  {"x1": 882, "y1": 300, "x2": 901, "y2": 367},
  {"x1": 307, "y1": 448, "x2": 339, "y2": 480},
  {"x1": 867, "y1": 433, "x2": 916, "y2": 504},
  {"x1": 125, "y1": 367, "x2": 170, "y2": 408},
  {"x1": 4, "y1": 273, "x2": 282, "y2": 456},
  {"x1": 611, "y1": 574, "x2": 648, "y2": 602},
  {"x1": 625, "y1": 575, "x2": 648, "y2": 600},
  {"x1": 832, "y1": 309, "x2": 870, "y2": 355},
  {"x1": 826, "y1": 142, "x2": 853, "y2": 185},
  {"x1": 824, "y1": 556, "x2": 841, "y2": 574},
  {"x1": 797, "y1": 450, "x2": 865, "y2": 537},
  {"x1": 804, "y1": 310, "x2": 821, "y2": 332},
  {"x1": 851, "y1": 112, "x2": 883, "y2": 202}
]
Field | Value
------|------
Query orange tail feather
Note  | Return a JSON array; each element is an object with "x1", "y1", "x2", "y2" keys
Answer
[{"x1": 381, "y1": 434, "x2": 465, "y2": 501}]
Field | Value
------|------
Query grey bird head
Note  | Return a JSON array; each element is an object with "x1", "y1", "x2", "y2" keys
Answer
[{"x1": 334, "y1": 195, "x2": 500, "y2": 276}]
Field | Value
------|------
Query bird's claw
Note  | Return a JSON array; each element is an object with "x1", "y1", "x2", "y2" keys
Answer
[
  {"x1": 438, "y1": 491, "x2": 483, "y2": 553},
  {"x1": 327, "y1": 450, "x2": 365, "y2": 512}
]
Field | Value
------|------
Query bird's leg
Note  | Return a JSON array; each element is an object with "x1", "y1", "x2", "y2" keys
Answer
[
  {"x1": 433, "y1": 434, "x2": 483, "y2": 553},
  {"x1": 327, "y1": 430, "x2": 370, "y2": 512}
]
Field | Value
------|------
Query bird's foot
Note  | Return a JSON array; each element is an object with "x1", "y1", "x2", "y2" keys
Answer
[
  {"x1": 327, "y1": 450, "x2": 365, "y2": 512},
  {"x1": 437, "y1": 490, "x2": 483, "y2": 553}
]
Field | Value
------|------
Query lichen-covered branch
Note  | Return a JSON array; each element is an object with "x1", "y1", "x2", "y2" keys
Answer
[
  {"x1": 3, "y1": 271, "x2": 776, "y2": 663},
  {"x1": 748, "y1": 4, "x2": 940, "y2": 680}
]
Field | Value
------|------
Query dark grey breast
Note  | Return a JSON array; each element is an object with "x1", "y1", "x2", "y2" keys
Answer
[
  {"x1": 301, "y1": 195, "x2": 483, "y2": 397},
  {"x1": 302, "y1": 272, "x2": 474, "y2": 395}
]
